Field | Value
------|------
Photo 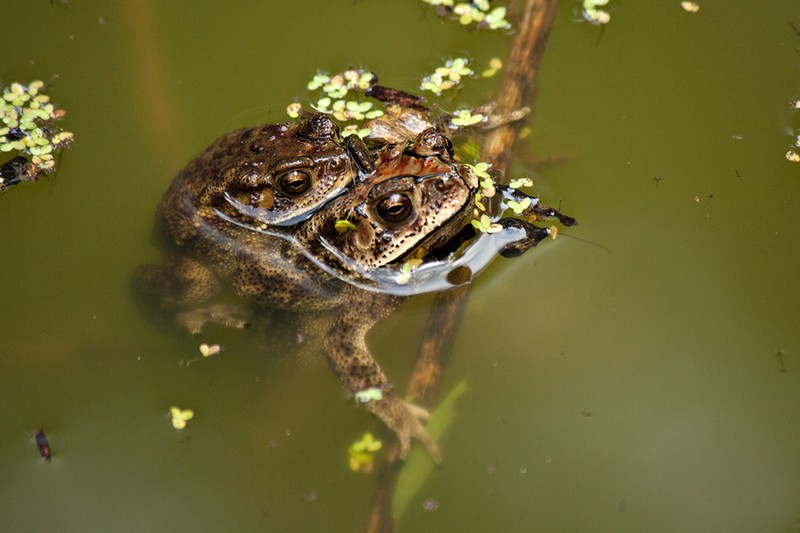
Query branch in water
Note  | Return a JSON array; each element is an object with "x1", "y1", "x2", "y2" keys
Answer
[{"x1": 365, "y1": 1, "x2": 561, "y2": 531}]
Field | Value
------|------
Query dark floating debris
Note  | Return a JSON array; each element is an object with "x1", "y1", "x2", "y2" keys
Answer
[{"x1": 34, "y1": 429, "x2": 51, "y2": 460}]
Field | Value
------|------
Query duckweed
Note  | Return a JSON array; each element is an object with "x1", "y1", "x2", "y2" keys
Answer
[
  {"x1": 481, "y1": 58, "x2": 503, "y2": 78},
  {"x1": 348, "y1": 433, "x2": 382, "y2": 473},
  {"x1": 421, "y1": 0, "x2": 510, "y2": 30},
  {"x1": 0, "y1": 80, "x2": 73, "y2": 187},
  {"x1": 681, "y1": 2, "x2": 700, "y2": 13},
  {"x1": 395, "y1": 258, "x2": 424, "y2": 285},
  {"x1": 508, "y1": 177, "x2": 533, "y2": 189},
  {"x1": 169, "y1": 407, "x2": 194, "y2": 430},
  {"x1": 581, "y1": 0, "x2": 611, "y2": 24},
  {"x1": 420, "y1": 58, "x2": 474, "y2": 95},
  {"x1": 471, "y1": 214, "x2": 502, "y2": 234},
  {"x1": 335, "y1": 219, "x2": 358, "y2": 232},
  {"x1": 294, "y1": 69, "x2": 385, "y2": 131},
  {"x1": 354, "y1": 387, "x2": 383, "y2": 403},
  {"x1": 450, "y1": 109, "x2": 484, "y2": 127},
  {"x1": 507, "y1": 197, "x2": 532, "y2": 214}
]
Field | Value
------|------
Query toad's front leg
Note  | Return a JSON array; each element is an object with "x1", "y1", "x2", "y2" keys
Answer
[{"x1": 323, "y1": 292, "x2": 441, "y2": 462}]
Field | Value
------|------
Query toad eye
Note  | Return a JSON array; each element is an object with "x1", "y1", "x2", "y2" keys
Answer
[
  {"x1": 277, "y1": 170, "x2": 312, "y2": 196},
  {"x1": 376, "y1": 193, "x2": 413, "y2": 223}
]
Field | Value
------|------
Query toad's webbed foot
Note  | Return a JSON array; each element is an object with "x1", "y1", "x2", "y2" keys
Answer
[
  {"x1": 472, "y1": 101, "x2": 531, "y2": 129},
  {"x1": 496, "y1": 184, "x2": 578, "y2": 227},
  {"x1": 365, "y1": 84, "x2": 428, "y2": 111},
  {"x1": 530, "y1": 203, "x2": 577, "y2": 227},
  {"x1": 365, "y1": 395, "x2": 441, "y2": 462},
  {"x1": 177, "y1": 303, "x2": 250, "y2": 335},
  {"x1": 493, "y1": 187, "x2": 578, "y2": 258},
  {"x1": 434, "y1": 102, "x2": 531, "y2": 136},
  {"x1": 495, "y1": 218, "x2": 552, "y2": 258}
]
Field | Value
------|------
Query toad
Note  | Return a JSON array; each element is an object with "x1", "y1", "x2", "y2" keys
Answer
[{"x1": 138, "y1": 117, "x2": 573, "y2": 460}]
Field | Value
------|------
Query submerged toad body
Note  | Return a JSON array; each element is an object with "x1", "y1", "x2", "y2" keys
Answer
[
  {"x1": 139, "y1": 119, "x2": 484, "y2": 459},
  {"x1": 138, "y1": 114, "x2": 570, "y2": 460}
]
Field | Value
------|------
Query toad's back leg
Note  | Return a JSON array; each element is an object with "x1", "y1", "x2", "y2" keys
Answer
[
  {"x1": 323, "y1": 291, "x2": 441, "y2": 461},
  {"x1": 135, "y1": 254, "x2": 249, "y2": 333}
]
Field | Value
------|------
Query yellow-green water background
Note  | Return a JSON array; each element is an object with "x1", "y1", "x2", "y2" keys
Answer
[{"x1": 1, "y1": 1, "x2": 799, "y2": 531}]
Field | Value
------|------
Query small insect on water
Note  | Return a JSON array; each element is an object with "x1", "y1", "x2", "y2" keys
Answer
[{"x1": 34, "y1": 429, "x2": 51, "y2": 460}]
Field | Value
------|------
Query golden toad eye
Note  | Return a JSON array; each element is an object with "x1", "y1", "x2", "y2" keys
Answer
[
  {"x1": 277, "y1": 170, "x2": 312, "y2": 196},
  {"x1": 376, "y1": 193, "x2": 413, "y2": 223}
]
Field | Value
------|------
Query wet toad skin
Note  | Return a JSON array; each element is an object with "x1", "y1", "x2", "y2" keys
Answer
[
  {"x1": 160, "y1": 112, "x2": 369, "y2": 237},
  {"x1": 137, "y1": 107, "x2": 578, "y2": 460},
  {"x1": 138, "y1": 125, "x2": 480, "y2": 459},
  {"x1": 137, "y1": 113, "x2": 370, "y2": 324}
]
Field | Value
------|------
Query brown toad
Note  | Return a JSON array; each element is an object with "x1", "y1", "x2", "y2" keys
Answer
[
  {"x1": 138, "y1": 118, "x2": 571, "y2": 460},
  {"x1": 137, "y1": 112, "x2": 371, "y2": 331}
]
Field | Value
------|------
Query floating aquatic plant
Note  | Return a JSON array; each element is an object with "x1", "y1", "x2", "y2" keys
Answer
[
  {"x1": 354, "y1": 387, "x2": 383, "y2": 403},
  {"x1": 469, "y1": 161, "x2": 491, "y2": 179},
  {"x1": 285, "y1": 67, "x2": 552, "y2": 250},
  {"x1": 348, "y1": 433, "x2": 382, "y2": 473},
  {"x1": 288, "y1": 58, "x2": 503, "y2": 145},
  {"x1": 396, "y1": 258, "x2": 424, "y2": 285},
  {"x1": 199, "y1": 343, "x2": 221, "y2": 357},
  {"x1": 340, "y1": 125, "x2": 371, "y2": 139},
  {"x1": 507, "y1": 197, "x2": 532, "y2": 214},
  {"x1": 421, "y1": 0, "x2": 510, "y2": 30},
  {"x1": 508, "y1": 177, "x2": 533, "y2": 189},
  {"x1": 335, "y1": 219, "x2": 357, "y2": 233},
  {"x1": 169, "y1": 406, "x2": 194, "y2": 430},
  {"x1": 289, "y1": 68, "x2": 385, "y2": 131},
  {"x1": 420, "y1": 58, "x2": 474, "y2": 95},
  {"x1": 450, "y1": 109, "x2": 484, "y2": 127},
  {"x1": 0, "y1": 80, "x2": 74, "y2": 190},
  {"x1": 481, "y1": 58, "x2": 503, "y2": 78},
  {"x1": 580, "y1": 0, "x2": 611, "y2": 25},
  {"x1": 471, "y1": 213, "x2": 502, "y2": 234},
  {"x1": 681, "y1": 2, "x2": 700, "y2": 13}
]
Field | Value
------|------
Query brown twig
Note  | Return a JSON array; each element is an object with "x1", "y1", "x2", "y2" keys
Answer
[{"x1": 364, "y1": 1, "x2": 560, "y2": 531}]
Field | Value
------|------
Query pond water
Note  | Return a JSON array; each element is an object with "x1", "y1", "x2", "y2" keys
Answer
[{"x1": 1, "y1": 1, "x2": 799, "y2": 531}]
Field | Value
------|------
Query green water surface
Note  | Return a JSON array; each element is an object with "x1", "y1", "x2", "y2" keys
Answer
[{"x1": 1, "y1": 1, "x2": 799, "y2": 531}]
